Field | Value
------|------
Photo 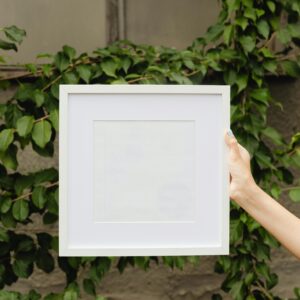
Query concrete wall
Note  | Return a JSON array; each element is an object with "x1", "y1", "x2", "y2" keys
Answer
[
  {"x1": 0, "y1": 0, "x2": 220, "y2": 64},
  {"x1": 124, "y1": 0, "x2": 220, "y2": 49},
  {"x1": 0, "y1": 0, "x2": 106, "y2": 64},
  {"x1": 1, "y1": 0, "x2": 300, "y2": 299}
]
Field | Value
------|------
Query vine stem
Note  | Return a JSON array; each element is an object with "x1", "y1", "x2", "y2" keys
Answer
[
  {"x1": 281, "y1": 186, "x2": 300, "y2": 192},
  {"x1": 252, "y1": 282, "x2": 273, "y2": 300},
  {"x1": 10, "y1": 114, "x2": 50, "y2": 134},
  {"x1": 287, "y1": 146, "x2": 300, "y2": 156},
  {"x1": 34, "y1": 114, "x2": 50, "y2": 123},
  {"x1": 41, "y1": 74, "x2": 62, "y2": 92},
  {"x1": 276, "y1": 51, "x2": 300, "y2": 61},
  {"x1": 127, "y1": 75, "x2": 153, "y2": 83},
  {"x1": 264, "y1": 32, "x2": 276, "y2": 49},
  {"x1": 11, "y1": 181, "x2": 59, "y2": 202}
]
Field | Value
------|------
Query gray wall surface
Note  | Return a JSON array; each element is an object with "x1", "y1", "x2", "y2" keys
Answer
[
  {"x1": 1, "y1": 0, "x2": 300, "y2": 299},
  {"x1": 0, "y1": 0, "x2": 221, "y2": 64},
  {"x1": 124, "y1": 0, "x2": 220, "y2": 49},
  {"x1": 0, "y1": 0, "x2": 107, "y2": 64}
]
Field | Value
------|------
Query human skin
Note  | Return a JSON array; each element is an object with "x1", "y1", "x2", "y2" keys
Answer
[{"x1": 224, "y1": 129, "x2": 300, "y2": 260}]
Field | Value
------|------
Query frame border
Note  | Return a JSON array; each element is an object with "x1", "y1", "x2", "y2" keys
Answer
[{"x1": 59, "y1": 84, "x2": 230, "y2": 256}]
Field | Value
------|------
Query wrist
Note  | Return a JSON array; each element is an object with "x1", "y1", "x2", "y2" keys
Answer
[{"x1": 235, "y1": 179, "x2": 262, "y2": 209}]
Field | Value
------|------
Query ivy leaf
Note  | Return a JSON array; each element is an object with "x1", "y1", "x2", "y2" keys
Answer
[
  {"x1": 223, "y1": 25, "x2": 234, "y2": 45},
  {"x1": 0, "y1": 197, "x2": 12, "y2": 213},
  {"x1": 287, "y1": 23, "x2": 300, "y2": 39},
  {"x1": 0, "y1": 144, "x2": 18, "y2": 170},
  {"x1": 64, "y1": 290, "x2": 78, "y2": 300},
  {"x1": 15, "y1": 174, "x2": 35, "y2": 195},
  {"x1": 47, "y1": 189, "x2": 58, "y2": 215},
  {"x1": 0, "y1": 39, "x2": 17, "y2": 51},
  {"x1": 263, "y1": 60, "x2": 277, "y2": 74},
  {"x1": 255, "y1": 8, "x2": 265, "y2": 18},
  {"x1": 32, "y1": 186, "x2": 47, "y2": 209},
  {"x1": 36, "y1": 249, "x2": 55, "y2": 273},
  {"x1": 295, "y1": 287, "x2": 300, "y2": 298},
  {"x1": 256, "y1": 262, "x2": 271, "y2": 281},
  {"x1": 261, "y1": 126, "x2": 284, "y2": 146},
  {"x1": 259, "y1": 47, "x2": 274, "y2": 58},
  {"x1": 0, "y1": 129, "x2": 14, "y2": 152},
  {"x1": 15, "y1": 83, "x2": 34, "y2": 102},
  {"x1": 230, "y1": 281, "x2": 246, "y2": 300},
  {"x1": 49, "y1": 110, "x2": 59, "y2": 131},
  {"x1": 63, "y1": 45, "x2": 76, "y2": 60},
  {"x1": 0, "y1": 227, "x2": 9, "y2": 242},
  {"x1": 242, "y1": 0, "x2": 252, "y2": 8},
  {"x1": 277, "y1": 28, "x2": 291, "y2": 44},
  {"x1": 36, "y1": 52, "x2": 53, "y2": 59},
  {"x1": 63, "y1": 72, "x2": 79, "y2": 84},
  {"x1": 16, "y1": 116, "x2": 34, "y2": 137},
  {"x1": 183, "y1": 59, "x2": 195, "y2": 70},
  {"x1": 4, "y1": 25, "x2": 26, "y2": 44},
  {"x1": 111, "y1": 78, "x2": 128, "y2": 84},
  {"x1": 54, "y1": 52, "x2": 69, "y2": 72},
  {"x1": 169, "y1": 72, "x2": 193, "y2": 84},
  {"x1": 41, "y1": 64, "x2": 52, "y2": 77},
  {"x1": 12, "y1": 199, "x2": 29, "y2": 221},
  {"x1": 43, "y1": 212, "x2": 58, "y2": 225},
  {"x1": 249, "y1": 88, "x2": 270, "y2": 105},
  {"x1": 32, "y1": 120, "x2": 52, "y2": 148},
  {"x1": 51, "y1": 236, "x2": 59, "y2": 252},
  {"x1": 257, "y1": 20, "x2": 270, "y2": 39},
  {"x1": 37, "y1": 232, "x2": 53, "y2": 250},
  {"x1": 205, "y1": 24, "x2": 224, "y2": 42},
  {"x1": 16, "y1": 236, "x2": 35, "y2": 252},
  {"x1": 244, "y1": 7, "x2": 256, "y2": 21},
  {"x1": 1, "y1": 209, "x2": 16, "y2": 228},
  {"x1": 50, "y1": 83, "x2": 59, "y2": 99},
  {"x1": 228, "y1": 0, "x2": 241, "y2": 12},
  {"x1": 236, "y1": 73, "x2": 248, "y2": 93},
  {"x1": 33, "y1": 90, "x2": 45, "y2": 107},
  {"x1": 267, "y1": 1, "x2": 276, "y2": 13},
  {"x1": 12, "y1": 258, "x2": 33, "y2": 278},
  {"x1": 255, "y1": 151, "x2": 275, "y2": 169},
  {"x1": 121, "y1": 57, "x2": 131, "y2": 74},
  {"x1": 289, "y1": 188, "x2": 300, "y2": 202},
  {"x1": 76, "y1": 65, "x2": 92, "y2": 83},
  {"x1": 25, "y1": 63, "x2": 37, "y2": 74},
  {"x1": 101, "y1": 59, "x2": 118, "y2": 78},
  {"x1": 33, "y1": 168, "x2": 58, "y2": 184},
  {"x1": 281, "y1": 61, "x2": 300, "y2": 78},
  {"x1": 83, "y1": 278, "x2": 96, "y2": 296},
  {"x1": 240, "y1": 36, "x2": 255, "y2": 53},
  {"x1": 230, "y1": 219, "x2": 243, "y2": 243},
  {"x1": 235, "y1": 17, "x2": 248, "y2": 30}
]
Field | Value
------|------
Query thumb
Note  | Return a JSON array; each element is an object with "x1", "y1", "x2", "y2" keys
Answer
[{"x1": 224, "y1": 129, "x2": 241, "y2": 160}]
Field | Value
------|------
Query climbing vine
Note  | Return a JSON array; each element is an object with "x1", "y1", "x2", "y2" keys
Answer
[{"x1": 1, "y1": 0, "x2": 300, "y2": 299}]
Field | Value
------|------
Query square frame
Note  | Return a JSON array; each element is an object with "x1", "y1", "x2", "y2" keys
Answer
[{"x1": 59, "y1": 84, "x2": 230, "y2": 256}]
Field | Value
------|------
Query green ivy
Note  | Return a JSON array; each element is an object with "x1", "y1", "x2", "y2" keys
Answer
[{"x1": 1, "y1": 0, "x2": 300, "y2": 299}]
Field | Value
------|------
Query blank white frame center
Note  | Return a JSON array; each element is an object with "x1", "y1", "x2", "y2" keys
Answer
[{"x1": 59, "y1": 84, "x2": 230, "y2": 256}]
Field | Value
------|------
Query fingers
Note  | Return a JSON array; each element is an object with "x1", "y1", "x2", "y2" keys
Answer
[{"x1": 224, "y1": 129, "x2": 241, "y2": 161}]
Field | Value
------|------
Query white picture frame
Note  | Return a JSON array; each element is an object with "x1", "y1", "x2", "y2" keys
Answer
[{"x1": 59, "y1": 84, "x2": 230, "y2": 257}]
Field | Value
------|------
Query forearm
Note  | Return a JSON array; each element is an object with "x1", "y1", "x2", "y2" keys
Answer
[{"x1": 238, "y1": 183, "x2": 300, "y2": 259}]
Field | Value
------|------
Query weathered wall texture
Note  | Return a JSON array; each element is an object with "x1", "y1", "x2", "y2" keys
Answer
[
  {"x1": 124, "y1": 0, "x2": 220, "y2": 49},
  {"x1": 0, "y1": 0, "x2": 107, "y2": 64},
  {"x1": 1, "y1": 0, "x2": 300, "y2": 298}
]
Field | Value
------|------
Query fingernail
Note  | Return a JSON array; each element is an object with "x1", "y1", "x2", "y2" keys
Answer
[{"x1": 227, "y1": 129, "x2": 234, "y2": 137}]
